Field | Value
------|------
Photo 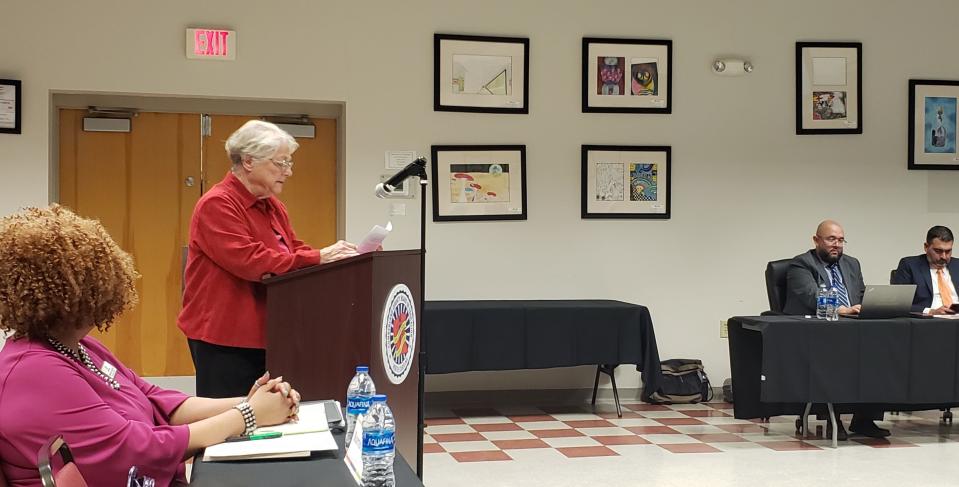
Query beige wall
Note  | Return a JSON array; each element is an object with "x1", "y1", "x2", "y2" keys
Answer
[{"x1": 2, "y1": 0, "x2": 958, "y2": 392}]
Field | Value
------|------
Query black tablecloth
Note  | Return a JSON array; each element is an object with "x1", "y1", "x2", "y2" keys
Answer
[
  {"x1": 728, "y1": 315, "x2": 959, "y2": 419},
  {"x1": 190, "y1": 430, "x2": 422, "y2": 487},
  {"x1": 423, "y1": 300, "x2": 662, "y2": 399}
]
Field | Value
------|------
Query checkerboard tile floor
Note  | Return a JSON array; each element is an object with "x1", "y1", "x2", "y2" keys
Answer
[{"x1": 424, "y1": 401, "x2": 959, "y2": 462}]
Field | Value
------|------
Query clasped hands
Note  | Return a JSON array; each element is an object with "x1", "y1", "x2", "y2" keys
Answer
[{"x1": 245, "y1": 372, "x2": 302, "y2": 426}]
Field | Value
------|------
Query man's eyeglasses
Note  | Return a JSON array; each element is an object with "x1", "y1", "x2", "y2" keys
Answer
[{"x1": 819, "y1": 236, "x2": 847, "y2": 245}]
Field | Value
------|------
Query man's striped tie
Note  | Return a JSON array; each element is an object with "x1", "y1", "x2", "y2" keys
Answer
[{"x1": 828, "y1": 264, "x2": 851, "y2": 307}]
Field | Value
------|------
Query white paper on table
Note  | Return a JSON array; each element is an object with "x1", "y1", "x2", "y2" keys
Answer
[
  {"x1": 254, "y1": 402, "x2": 329, "y2": 435},
  {"x1": 202, "y1": 431, "x2": 337, "y2": 461},
  {"x1": 933, "y1": 314, "x2": 959, "y2": 320},
  {"x1": 357, "y1": 222, "x2": 391, "y2": 254},
  {"x1": 343, "y1": 420, "x2": 364, "y2": 485}
]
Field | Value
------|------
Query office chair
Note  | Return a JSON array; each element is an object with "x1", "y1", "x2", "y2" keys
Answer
[
  {"x1": 37, "y1": 435, "x2": 88, "y2": 487},
  {"x1": 764, "y1": 259, "x2": 793, "y2": 315}
]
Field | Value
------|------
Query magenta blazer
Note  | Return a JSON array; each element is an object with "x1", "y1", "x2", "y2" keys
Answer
[{"x1": 0, "y1": 337, "x2": 190, "y2": 486}]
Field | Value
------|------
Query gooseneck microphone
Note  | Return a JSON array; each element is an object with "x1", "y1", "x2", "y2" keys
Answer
[{"x1": 374, "y1": 157, "x2": 428, "y2": 198}]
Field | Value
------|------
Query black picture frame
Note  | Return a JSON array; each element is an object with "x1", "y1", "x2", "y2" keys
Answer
[
  {"x1": 795, "y1": 41, "x2": 862, "y2": 135},
  {"x1": 433, "y1": 34, "x2": 530, "y2": 114},
  {"x1": 582, "y1": 37, "x2": 672, "y2": 114},
  {"x1": 581, "y1": 145, "x2": 671, "y2": 219},
  {"x1": 908, "y1": 79, "x2": 959, "y2": 170},
  {"x1": 0, "y1": 79, "x2": 22, "y2": 135},
  {"x1": 431, "y1": 144, "x2": 527, "y2": 221}
]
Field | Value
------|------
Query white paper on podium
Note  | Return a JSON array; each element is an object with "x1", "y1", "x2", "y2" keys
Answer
[{"x1": 358, "y1": 221, "x2": 391, "y2": 253}]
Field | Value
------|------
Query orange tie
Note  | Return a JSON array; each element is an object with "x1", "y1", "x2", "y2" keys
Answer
[{"x1": 939, "y1": 269, "x2": 954, "y2": 308}]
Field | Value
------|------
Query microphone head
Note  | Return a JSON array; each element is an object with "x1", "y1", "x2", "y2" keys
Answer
[{"x1": 374, "y1": 183, "x2": 394, "y2": 199}]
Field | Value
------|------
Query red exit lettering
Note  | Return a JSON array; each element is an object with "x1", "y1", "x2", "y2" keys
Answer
[{"x1": 193, "y1": 29, "x2": 231, "y2": 57}]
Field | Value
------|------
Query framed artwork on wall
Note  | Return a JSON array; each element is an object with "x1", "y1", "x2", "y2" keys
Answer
[
  {"x1": 582, "y1": 37, "x2": 672, "y2": 113},
  {"x1": 795, "y1": 41, "x2": 862, "y2": 134},
  {"x1": 0, "y1": 79, "x2": 22, "y2": 134},
  {"x1": 581, "y1": 145, "x2": 671, "y2": 219},
  {"x1": 434, "y1": 34, "x2": 529, "y2": 114},
  {"x1": 909, "y1": 79, "x2": 959, "y2": 170},
  {"x1": 431, "y1": 145, "x2": 527, "y2": 221}
]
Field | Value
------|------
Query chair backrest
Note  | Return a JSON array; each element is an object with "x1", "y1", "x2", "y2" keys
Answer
[
  {"x1": 765, "y1": 258, "x2": 793, "y2": 314},
  {"x1": 0, "y1": 464, "x2": 10, "y2": 487},
  {"x1": 889, "y1": 269, "x2": 896, "y2": 285},
  {"x1": 37, "y1": 435, "x2": 88, "y2": 487}
]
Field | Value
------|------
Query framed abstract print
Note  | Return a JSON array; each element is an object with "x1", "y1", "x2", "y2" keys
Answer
[
  {"x1": 434, "y1": 34, "x2": 529, "y2": 114},
  {"x1": 909, "y1": 79, "x2": 959, "y2": 170},
  {"x1": 582, "y1": 145, "x2": 671, "y2": 219},
  {"x1": 582, "y1": 37, "x2": 672, "y2": 113},
  {"x1": 431, "y1": 145, "x2": 527, "y2": 221},
  {"x1": 795, "y1": 42, "x2": 862, "y2": 134}
]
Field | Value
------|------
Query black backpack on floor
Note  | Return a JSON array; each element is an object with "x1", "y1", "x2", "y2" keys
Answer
[{"x1": 648, "y1": 359, "x2": 714, "y2": 404}]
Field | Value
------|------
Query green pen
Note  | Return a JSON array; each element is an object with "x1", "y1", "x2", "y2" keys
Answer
[{"x1": 225, "y1": 431, "x2": 283, "y2": 442}]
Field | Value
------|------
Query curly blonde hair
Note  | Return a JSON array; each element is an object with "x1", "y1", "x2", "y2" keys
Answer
[{"x1": 0, "y1": 205, "x2": 139, "y2": 339}]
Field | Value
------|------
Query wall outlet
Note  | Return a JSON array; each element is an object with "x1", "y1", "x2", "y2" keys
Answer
[{"x1": 719, "y1": 319, "x2": 728, "y2": 339}]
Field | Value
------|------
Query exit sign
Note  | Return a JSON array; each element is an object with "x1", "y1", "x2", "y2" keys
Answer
[{"x1": 186, "y1": 28, "x2": 236, "y2": 60}]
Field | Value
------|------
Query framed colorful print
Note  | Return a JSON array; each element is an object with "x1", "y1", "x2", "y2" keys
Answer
[
  {"x1": 581, "y1": 145, "x2": 671, "y2": 219},
  {"x1": 434, "y1": 34, "x2": 529, "y2": 114},
  {"x1": 795, "y1": 42, "x2": 862, "y2": 134},
  {"x1": 909, "y1": 79, "x2": 959, "y2": 170},
  {"x1": 582, "y1": 37, "x2": 672, "y2": 114},
  {"x1": 0, "y1": 79, "x2": 22, "y2": 135},
  {"x1": 431, "y1": 145, "x2": 527, "y2": 221}
]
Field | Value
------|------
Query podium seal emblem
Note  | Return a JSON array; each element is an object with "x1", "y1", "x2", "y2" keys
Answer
[{"x1": 381, "y1": 283, "x2": 417, "y2": 384}]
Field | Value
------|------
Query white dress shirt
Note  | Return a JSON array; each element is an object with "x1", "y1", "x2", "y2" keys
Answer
[{"x1": 925, "y1": 266, "x2": 959, "y2": 314}]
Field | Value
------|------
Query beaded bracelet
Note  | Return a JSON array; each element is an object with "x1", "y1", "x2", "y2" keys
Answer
[{"x1": 234, "y1": 401, "x2": 257, "y2": 436}]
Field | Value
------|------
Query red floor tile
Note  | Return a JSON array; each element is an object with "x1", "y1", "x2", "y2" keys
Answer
[
  {"x1": 625, "y1": 404, "x2": 670, "y2": 412},
  {"x1": 658, "y1": 443, "x2": 721, "y2": 454},
  {"x1": 716, "y1": 424, "x2": 769, "y2": 434},
  {"x1": 472, "y1": 422, "x2": 522, "y2": 432},
  {"x1": 531, "y1": 429, "x2": 585, "y2": 438},
  {"x1": 507, "y1": 414, "x2": 556, "y2": 423},
  {"x1": 431, "y1": 432, "x2": 485, "y2": 442},
  {"x1": 688, "y1": 433, "x2": 748, "y2": 443},
  {"x1": 540, "y1": 405, "x2": 591, "y2": 414},
  {"x1": 682, "y1": 410, "x2": 731, "y2": 418},
  {"x1": 450, "y1": 407, "x2": 502, "y2": 418},
  {"x1": 425, "y1": 417, "x2": 466, "y2": 426},
  {"x1": 564, "y1": 419, "x2": 615, "y2": 428},
  {"x1": 596, "y1": 411, "x2": 644, "y2": 419},
  {"x1": 655, "y1": 418, "x2": 706, "y2": 426},
  {"x1": 423, "y1": 443, "x2": 446, "y2": 453},
  {"x1": 758, "y1": 441, "x2": 821, "y2": 451},
  {"x1": 450, "y1": 451, "x2": 512, "y2": 462},
  {"x1": 626, "y1": 426, "x2": 679, "y2": 435},
  {"x1": 557, "y1": 446, "x2": 619, "y2": 458},
  {"x1": 852, "y1": 438, "x2": 919, "y2": 448},
  {"x1": 492, "y1": 439, "x2": 551, "y2": 450},
  {"x1": 593, "y1": 435, "x2": 651, "y2": 446},
  {"x1": 706, "y1": 402, "x2": 735, "y2": 409}
]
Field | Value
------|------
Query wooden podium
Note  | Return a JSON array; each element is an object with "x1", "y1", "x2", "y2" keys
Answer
[{"x1": 262, "y1": 250, "x2": 422, "y2": 472}]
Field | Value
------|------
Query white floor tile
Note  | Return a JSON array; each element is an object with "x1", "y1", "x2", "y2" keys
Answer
[
  {"x1": 637, "y1": 410, "x2": 688, "y2": 418},
  {"x1": 639, "y1": 434, "x2": 700, "y2": 444},
  {"x1": 516, "y1": 421, "x2": 569, "y2": 431},
  {"x1": 547, "y1": 413, "x2": 603, "y2": 421},
  {"x1": 607, "y1": 418, "x2": 661, "y2": 427},
  {"x1": 438, "y1": 440, "x2": 499, "y2": 453},
  {"x1": 425, "y1": 424, "x2": 476, "y2": 435},
  {"x1": 480, "y1": 430, "x2": 538, "y2": 441},
  {"x1": 540, "y1": 436, "x2": 602, "y2": 448},
  {"x1": 461, "y1": 415, "x2": 513, "y2": 425},
  {"x1": 575, "y1": 426, "x2": 633, "y2": 437},
  {"x1": 669, "y1": 425, "x2": 729, "y2": 435}
]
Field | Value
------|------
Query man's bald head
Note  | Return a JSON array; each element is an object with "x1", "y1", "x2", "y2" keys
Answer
[{"x1": 813, "y1": 220, "x2": 846, "y2": 264}]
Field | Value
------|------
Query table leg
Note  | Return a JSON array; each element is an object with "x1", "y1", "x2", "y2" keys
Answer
[
  {"x1": 802, "y1": 402, "x2": 812, "y2": 438},
  {"x1": 827, "y1": 403, "x2": 838, "y2": 448},
  {"x1": 591, "y1": 366, "x2": 601, "y2": 406},
  {"x1": 608, "y1": 366, "x2": 622, "y2": 418}
]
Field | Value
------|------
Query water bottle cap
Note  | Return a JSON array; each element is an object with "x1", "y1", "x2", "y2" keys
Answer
[
  {"x1": 372, "y1": 394, "x2": 387, "y2": 402},
  {"x1": 356, "y1": 366, "x2": 369, "y2": 373}
]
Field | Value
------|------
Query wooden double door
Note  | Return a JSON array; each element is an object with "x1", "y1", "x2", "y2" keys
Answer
[{"x1": 58, "y1": 110, "x2": 337, "y2": 376}]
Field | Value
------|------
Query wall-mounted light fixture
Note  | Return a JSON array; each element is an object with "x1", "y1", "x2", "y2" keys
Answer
[{"x1": 712, "y1": 59, "x2": 754, "y2": 77}]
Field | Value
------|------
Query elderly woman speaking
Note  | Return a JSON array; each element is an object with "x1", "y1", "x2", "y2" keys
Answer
[
  {"x1": 178, "y1": 120, "x2": 358, "y2": 398},
  {"x1": 0, "y1": 205, "x2": 299, "y2": 486}
]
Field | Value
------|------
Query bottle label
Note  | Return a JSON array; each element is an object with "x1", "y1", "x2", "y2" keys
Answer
[
  {"x1": 347, "y1": 395, "x2": 373, "y2": 415},
  {"x1": 362, "y1": 430, "x2": 395, "y2": 454}
]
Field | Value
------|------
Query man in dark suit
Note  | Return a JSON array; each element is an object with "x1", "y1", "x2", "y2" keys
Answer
[
  {"x1": 784, "y1": 220, "x2": 865, "y2": 316},
  {"x1": 892, "y1": 225, "x2": 957, "y2": 315},
  {"x1": 783, "y1": 220, "x2": 887, "y2": 439}
]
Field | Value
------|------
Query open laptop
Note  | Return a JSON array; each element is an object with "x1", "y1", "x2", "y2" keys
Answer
[{"x1": 849, "y1": 284, "x2": 916, "y2": 319}]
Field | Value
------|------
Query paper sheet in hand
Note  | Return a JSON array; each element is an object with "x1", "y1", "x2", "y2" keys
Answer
[{"x1": 358, "y1": 221, "x2": 391, "y2": 253}]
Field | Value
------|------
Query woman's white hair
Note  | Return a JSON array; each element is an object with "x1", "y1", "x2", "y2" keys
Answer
[{"x1": 225, "y1": 120, "x2": 299, "y2": 165}]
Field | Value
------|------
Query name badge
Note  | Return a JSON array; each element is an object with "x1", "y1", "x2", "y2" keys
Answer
[{"x1": 101, "y1": 361, "x2": 118, "y2": 380}]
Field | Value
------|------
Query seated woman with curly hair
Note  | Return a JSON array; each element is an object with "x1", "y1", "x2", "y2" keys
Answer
[{"x1": 0, "y1": 205, "x2": 301, "y2": 486}]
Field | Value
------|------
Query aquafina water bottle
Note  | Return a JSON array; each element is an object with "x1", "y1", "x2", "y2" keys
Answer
[
  {"x1": 361, "y1": 394, "x2": 395, "y2": 487},
  {"x1": 816, "y1": 283, "x2": 829, "y2": 319},
  {"x1": 827, "y1": 286, "x2": 839, "y2": 321},
  {"x1": 345, "y1": 365, "x2": 376, "y2": 447}
]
